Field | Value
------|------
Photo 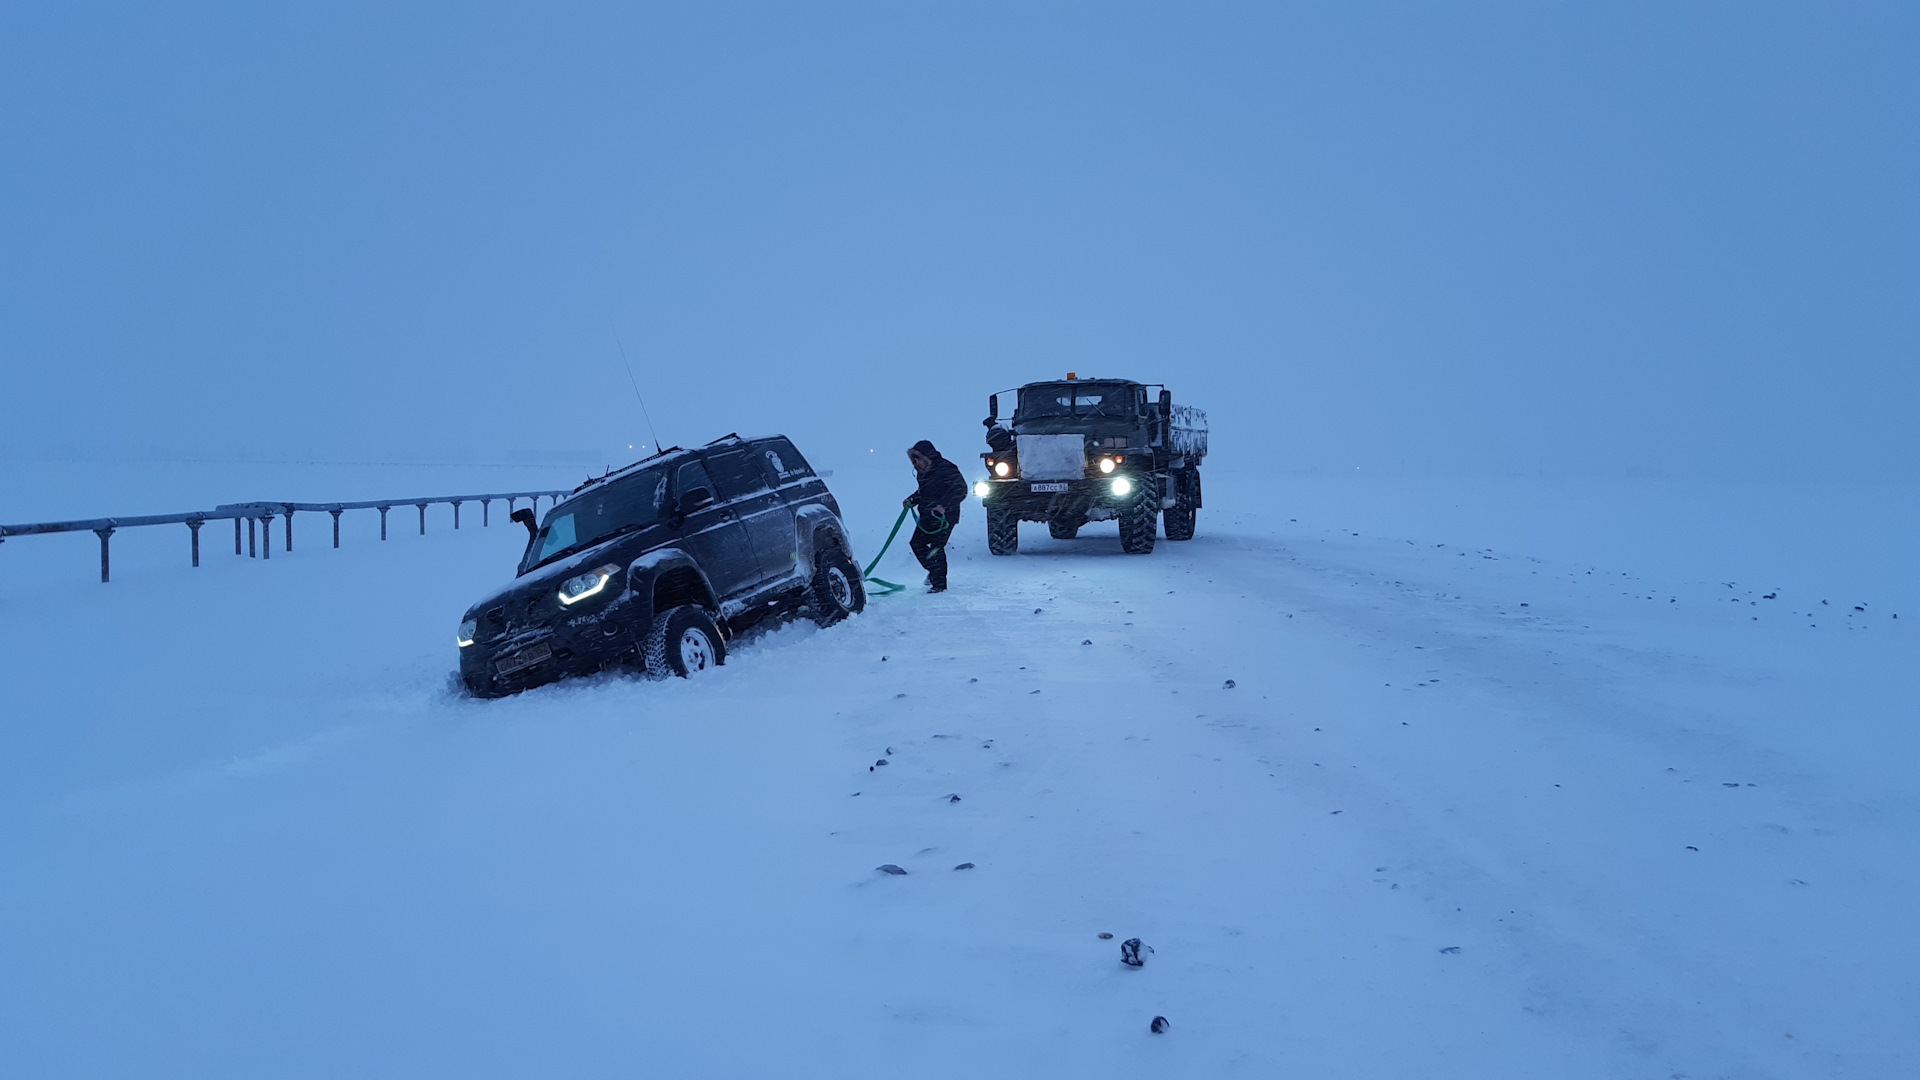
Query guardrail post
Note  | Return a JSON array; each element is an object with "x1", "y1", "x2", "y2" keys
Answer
[
  {"x1": 96, "y1": 526, "x2": 114, "y2": 582},
  {"x1": 248, "y1": 516, "x2": 257, "y2": 557},
  {"x1": 234, "y1": 516, "x2": 242, "y2": 555},
  {"x1": 453, "y1": 500, "x2": 462, "y2": 529},
  {"x1": 188, "y1": 519, "x2": 203, "y2": 567},
  {"x1": 482, "y1": 499, "x2": 490, "y2": 526},
  {"x1": 261, "y1": 515, "x2": 273, "y2": 560},
  {"x1": 417, "y1": 503, "x2": 427, "y2": 535},
  {"x1": 330, "y1": 509, "x2": 342, "y2": 548},
  {"x1": 283, "y1": 505, "x2": 294, "y2": 552}
]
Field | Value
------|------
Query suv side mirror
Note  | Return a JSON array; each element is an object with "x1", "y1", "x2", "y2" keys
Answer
[
  {"x1": 676, "y1": 487, "x2": 715, "y2": 516},
  {"x1": 510, "y1": 507, "x2": 538, "y2": 540}
]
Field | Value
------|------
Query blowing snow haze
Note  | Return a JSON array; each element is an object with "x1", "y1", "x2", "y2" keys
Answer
[
  {"x1": 6, "y1": 7, "x2": 1920, "y2": 1079},
  {"x1": 1, "y1": 5, "x2": 1913, "y2": 480}
]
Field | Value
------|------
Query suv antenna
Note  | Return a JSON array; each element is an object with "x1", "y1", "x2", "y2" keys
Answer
[{"x1": 613, "y1": 330, "x2": 664, "y2": 454}]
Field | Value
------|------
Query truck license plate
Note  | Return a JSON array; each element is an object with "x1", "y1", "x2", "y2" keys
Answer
[
  {"x1": 496, "y1": 642, "x2": 552, "y2": 676},
  {"x1": 1029, "y1": 482, "x2": 1070, "y2": 493}
]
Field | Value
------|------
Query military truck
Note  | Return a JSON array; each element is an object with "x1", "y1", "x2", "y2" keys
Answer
[{"x1": 975, "y1": 375, "x2": 1208, "y2": 555}]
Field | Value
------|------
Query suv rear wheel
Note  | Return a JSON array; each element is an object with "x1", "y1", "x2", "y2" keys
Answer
[
  {"x1": 808, "y1": 544, "x2": 866, "y2": 625},
  {"x1": 645, "y1": 605, "x2": 727, "y2": 678}
]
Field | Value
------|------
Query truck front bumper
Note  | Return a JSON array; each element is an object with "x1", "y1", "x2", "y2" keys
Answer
[{"x1": 976, "y1": 476, "x2": 1167, "y2": 520}]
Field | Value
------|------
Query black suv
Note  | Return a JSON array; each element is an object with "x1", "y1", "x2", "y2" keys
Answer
[{"x1": 456, "y1": 434, "x2": 864, "y2": 697}]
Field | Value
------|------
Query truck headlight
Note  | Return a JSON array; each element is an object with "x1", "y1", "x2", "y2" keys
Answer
[
  {"x1": 1098, "y1": 458, "x2": 1117, "y2": 474},
  {"x1": 1111, "y1": 477, "x2": 1133, "y2": 497},
  {"x1": 974, "y1": 481, "x2": 991, "y2": 498},
  {"x1": 558, "y1": 564, "x2": 620, "y2": 606},
  {"x1": 457, "y1": 617, "x2": 477, "y2": 647},
  {"x1": 993, "y1": 460, "x2": 1012, "y2": 477}
]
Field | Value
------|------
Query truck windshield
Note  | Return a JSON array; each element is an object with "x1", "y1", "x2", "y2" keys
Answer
[
  {"x1": 526, "y1": 467, "x2": 670, "y2": 572},
  {"x1": 1016, "y1": 383, "x2": 1138, "y2": 420}
]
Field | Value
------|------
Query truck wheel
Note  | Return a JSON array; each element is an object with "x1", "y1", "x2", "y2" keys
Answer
[
  {"x1": 987, "y1": 508, "x2": 1019, "y2": 555},
  {"x1": 644, "y1": 605, "x2": 727, "y2": 678},
  {"x1": 1119, "y1": 476, "x2": 1159, "y2": 554},
  {"x1": 808, "y1": 544, "x2": 865, "y2": 626},
  {"x1": 1164, "y1": 470, "x2": 1198, "y2": 541}
]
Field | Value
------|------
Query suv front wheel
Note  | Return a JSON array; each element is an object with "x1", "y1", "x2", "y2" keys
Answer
[{"x1": 645, "y1": 605, "x2": 728, "y2": 678}]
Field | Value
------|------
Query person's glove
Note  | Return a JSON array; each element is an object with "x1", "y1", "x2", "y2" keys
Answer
[{"x1": 901, "y1": 496, "x2": 914, "y2": 508}]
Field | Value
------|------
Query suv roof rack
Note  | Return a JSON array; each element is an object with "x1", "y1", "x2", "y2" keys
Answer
[
  {"x1": 569, "y1": 444, "x2": 687, "y2": 494},
  {"x1": 705, "y1": 432, "x2": 743, "y2": 445}
]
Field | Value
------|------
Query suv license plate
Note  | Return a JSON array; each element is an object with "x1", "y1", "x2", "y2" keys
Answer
[
  {"x1": 496, "y1": 642, "x2": 552, "y2": 676},
  {"x1": 1029, "y1": 482, "x2": 1070, "y2": 493}
]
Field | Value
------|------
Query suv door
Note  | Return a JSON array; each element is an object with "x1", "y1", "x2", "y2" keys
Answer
[
  {"x1": 704, "y1": 447, "x2": 800, "y2": 589},
  {"x1": 670, "y1": 457, "x2": 762, "y2": 603},
  {"x1": 757, "y1": 437, "x2": 825, "y2": 500}
]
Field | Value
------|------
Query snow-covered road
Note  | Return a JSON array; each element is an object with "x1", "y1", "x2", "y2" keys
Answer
[{"x1": 2, "y1": 463, "x2": 1912, "y2": 1078}]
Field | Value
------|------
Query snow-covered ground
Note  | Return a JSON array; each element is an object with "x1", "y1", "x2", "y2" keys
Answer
[{"x1": 2, "y1": 458, "x2": 1913, "y2": 1078}]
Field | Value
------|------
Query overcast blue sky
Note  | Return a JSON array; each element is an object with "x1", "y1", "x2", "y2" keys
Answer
[{"x1": 3, "y1": 3, "x2": 1914, "y2": 479}]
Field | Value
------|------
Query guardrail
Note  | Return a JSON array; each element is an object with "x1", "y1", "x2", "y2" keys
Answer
[{"x1": 0, "y1": 490, "x2": 571, "y2": 582}]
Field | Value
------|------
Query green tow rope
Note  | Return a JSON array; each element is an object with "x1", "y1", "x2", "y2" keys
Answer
[
  {"x1": 862, "y1": 506, "x2": 913, "y2": 594},
  {"x1": 863, "y1": 505, "x2": 951, "y2": 595}
]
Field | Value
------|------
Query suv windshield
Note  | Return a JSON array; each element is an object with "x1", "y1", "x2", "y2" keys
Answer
[
  {"x1": 1016, "y1": 382, "x2": 1139, "y2": 420},
  {"x1": 525, "y1": 466, "x2": 670, "y2": 572}
]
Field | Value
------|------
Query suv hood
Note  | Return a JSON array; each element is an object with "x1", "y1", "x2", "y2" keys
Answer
[{"x1": 466, "y1": 533, "x2": 633, "y2": 615}]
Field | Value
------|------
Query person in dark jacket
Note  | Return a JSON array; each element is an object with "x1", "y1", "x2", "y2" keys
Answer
[{"x1": 903, "y1": 439, "x2": 967, "y2": 593}]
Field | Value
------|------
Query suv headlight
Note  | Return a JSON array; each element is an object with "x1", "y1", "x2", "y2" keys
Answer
[
  {"x1": 558, "y1": 564, "x2": 621, "y2": 606},
  {"x1": 457, "y1": 617, "x2": 477, "y2": 647}
]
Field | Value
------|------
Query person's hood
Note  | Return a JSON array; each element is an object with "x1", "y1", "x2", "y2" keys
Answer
[{"x1": 909, "y1": 439, "x2": 944, "y2": 461}]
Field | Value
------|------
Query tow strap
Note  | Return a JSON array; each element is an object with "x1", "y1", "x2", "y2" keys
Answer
[{"x1": 862, "y1": 505, "x2": 951, "y2": 595}]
